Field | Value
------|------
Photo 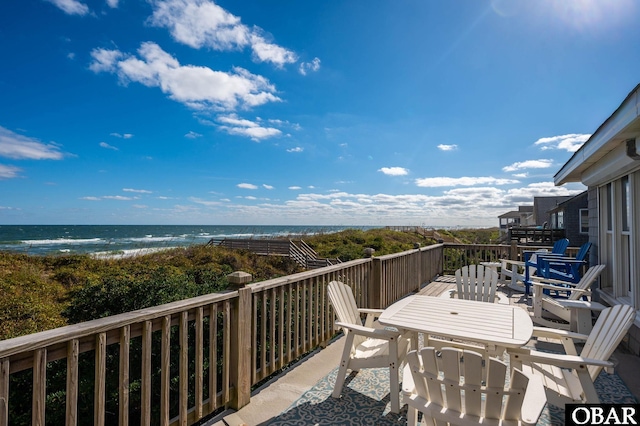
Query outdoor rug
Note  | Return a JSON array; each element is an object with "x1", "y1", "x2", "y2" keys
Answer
[{"x1": 266, "y1": 366, "x2": 637, "y2": 426}]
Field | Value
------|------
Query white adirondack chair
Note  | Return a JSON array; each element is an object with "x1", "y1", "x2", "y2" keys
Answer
[
  {"x1": 530, "y1": 264, "x2": 606, "y2": 334},
  {"x1": 327, "y1": 281, "x2": 409, "y2": 413},
  {"x1": 507, "y1": 304, "x2": 635, "y2": 406},
  {"x1": 500, "y1": 250, "x2": 548, "y2": 294},
  {"x1": 402, "y1": 347, "x2": 546, "y2": 426},
  {"x1": 442, "y1": 265, "x2": 509, "y2": 304}
]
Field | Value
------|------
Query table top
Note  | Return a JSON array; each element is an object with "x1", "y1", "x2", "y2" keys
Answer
[{"x1": 378, "y1": 295, "x2": 533, "y2": 349}]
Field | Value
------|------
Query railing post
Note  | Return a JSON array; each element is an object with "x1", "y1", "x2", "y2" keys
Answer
[
  {"x1": 510, "y1": 241, "x2": 518, "y2": 260},
  {"x1": 369, "y1": 257, "x2": 382, "y2": 309},
  {"x1": 230, "y1": 286, "x2": 252, "y2": 409}
]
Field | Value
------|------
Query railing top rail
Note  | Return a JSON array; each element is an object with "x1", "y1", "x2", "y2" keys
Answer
[
  {"x1": 0, "y1": 289, "x2": 239, "y2": 358},
  {"x1": 372, "y1": 243, "x2": 443, "y2": 261},
  {"x1": 248, "y1": 258, "x2": 372, "y2": 292}
]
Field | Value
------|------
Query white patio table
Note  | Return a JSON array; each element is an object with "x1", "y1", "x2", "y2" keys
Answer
[{"x1": 378, "y1": 295, "x2": 533, "y2": 356}]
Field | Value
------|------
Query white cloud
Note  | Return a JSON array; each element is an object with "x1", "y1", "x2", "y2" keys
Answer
[
  {"x1": 415, "y1": 176, "x2": 519, "y2": 187},
  {"x1": 502, "y1": 159, "x2": 553, "y2": 172},
  {"x1": 379, "y1": 167, "x2": 409, "y2": 176},
  {"x1": 245, "y1": 195, "x2": 257, "y2": 200},
  {"x1": 90, "y1": 42, "x2": 281, "y2": 112},
  {"x1": 0, "y1": 126, "x2": 64, "y2": 160},
  {"x1": 0, "y1": 164, "x2": 21, "y2": 179},
  {"x1": 110, "y1": 132, "x2": 134, "y2": 139},
  {"x1": 534, "y1": 133, "x2": 591, "y2": 152},
  {"x1": 103, "y1": 195, "x2": 135, "y2": 200},
  {"x1": 80, "y1": 196, "x2": 101, "y2": 201},
  {"x1": 123, "y1": 188, "x2": 153, "y2": 193},
  {"x1": 263, "y1": 184, "x2": 274, "y2": 190},
  {"x1": 106, "y1": 0, "x2": 119, "y2": 7},
  {"x1": 287, "y1": 147, "x2": 303, "y2": 153},
  {"x1": 237, "y1": 183, "x2": 258, "y2": 189},
  {"x1": 437, "y1": 144, "x2": 458, "y2": 151},
  {"x1": 185, "y1": 131, "x2": 202, "y2": 138},
  {"x1": 46, "y1": 0, "x2": 89, "y2": 15},
  {"x1": 148, "y1": 0, "x2": 297, "y2": 67},
  {"x1": 217, "y1": 114, "x2": 282, "y2": 141},
  {"x1": 289, "y1": 186, "x2": 302, "y2": 190},
  {"x1": 299, "y1": 57, "x2": 321, "y2": 75},
  {"x1": 99, "y1": 142, "x2": 119, "y2": 150}
]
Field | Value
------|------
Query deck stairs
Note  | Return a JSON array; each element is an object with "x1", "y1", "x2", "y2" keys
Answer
[{"x1": 208, "y1": 238, "x2": 340, "y2": 269}]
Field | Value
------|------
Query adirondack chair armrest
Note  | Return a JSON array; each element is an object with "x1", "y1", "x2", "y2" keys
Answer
[
  {"x1": 530, "y1": 281, "x2": 591, "y2": 295},
  {"x1": 529, "y1": 276, "x2": 582, "y2": 287},
  {"x1": 334, "y1": 321, "x2": 401, "y2": 340},
  {"x1": 555, "y1": 299, "x2": 607, "y2": 311},
  {"x1": 357, "y1": 308, "x2": 385, "y2": 327},
  {"x1": 531, "y1": 326, "x2": 589, "y2": 341},
  {"x1": 358, "y1": 308, "x2": 384, "y2": 315},
  {"x1": 500, "y1": 258, "x2": 524, "y2": 266},
  {"x1": 519, "y1": 372, "x2": 547, "y2": 426},
  {"x1": 509, "y1": 349, "x2": 614, "y2": 370}
]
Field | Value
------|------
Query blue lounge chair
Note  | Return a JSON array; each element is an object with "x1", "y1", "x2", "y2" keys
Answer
[
  {"x1": 535, "y1": 242, "x2": 592, "y2": 296},
  {"x1": 523, "y1": 238, "x2": 569, "y2": 295}
]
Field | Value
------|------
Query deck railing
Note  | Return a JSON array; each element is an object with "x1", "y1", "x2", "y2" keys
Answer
[{"x1": 0, "y1": 242, "x2": 581, "y2": 425}]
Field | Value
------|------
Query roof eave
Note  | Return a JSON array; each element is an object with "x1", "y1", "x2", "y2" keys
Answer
[{"x1": 555, "y1": 84, "x2": 640, "y2": 185}]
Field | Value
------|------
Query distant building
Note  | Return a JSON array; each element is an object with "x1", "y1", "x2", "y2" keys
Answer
[
  {"x1": 498, "y1": 196, "x2": 573, "y2": 237},
  {"x1": 498, "y1": 206, "x2": 534, "y2": 236},
  {"x1": 533, "y1": 196, "x2": 572, "y2": 228},
  {"x1": 547, "y1": 191, "x2": 589, "y2": 247}
]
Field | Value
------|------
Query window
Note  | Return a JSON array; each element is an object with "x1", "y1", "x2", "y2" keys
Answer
[
  {"x1": 606, "y1": 183, "x2": 613, "y2": 231},
  {"x1": 622, "y1": 175, "x2": 630, "y2": 232},
  {"x1": 554, "y1": 211, "x2": 564, "y2": 229},
  {"x1": 580, "y1": 209, "x2": 589, "y2": 234}
]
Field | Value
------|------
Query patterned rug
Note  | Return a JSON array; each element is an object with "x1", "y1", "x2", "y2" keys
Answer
[{"x1": 267, "y1": 365, "x2": 637, "y2": 426}]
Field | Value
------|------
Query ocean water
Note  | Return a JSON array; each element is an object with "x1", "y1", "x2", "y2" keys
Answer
[{"x1": 0, "y1": 225, "x2": 369, "y2": 256}]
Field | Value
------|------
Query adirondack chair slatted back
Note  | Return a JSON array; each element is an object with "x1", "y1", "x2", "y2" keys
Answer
[
  {"x1": 327, "y1": 281, "x2": 366, "y2": 348},
  {"x1": 553, "y1": 238, "x2": 570, "y2": 255},
  {"x1": 455, "y1": 265, "x2": 498, "y2": 303},
  {"x1": 574, "y1": 242, "x2": 592, "y2": 262},
  {"x1": 581, "y1": 304, "x2": 635, "y2": 380},
  {"x1": 407, "y1": 347, "x2": 529, "y2": 423},
  {"x1": 566, "y1": 264, "x2": 605, "y2": 301}
]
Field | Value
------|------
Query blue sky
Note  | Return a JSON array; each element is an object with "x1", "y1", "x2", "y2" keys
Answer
[{"x1": 1, "y1": 0, "x2": 639, "y2": 226}]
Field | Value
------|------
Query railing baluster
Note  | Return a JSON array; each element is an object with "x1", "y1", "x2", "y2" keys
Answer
[
  {"x1": 179, "y1": 311, "x2": 188, "y2": 426},
  {"x1": 278, "y1": 286, "x2": 285, "y2": 370},
  {"x1": 209, "y1": 303, "x2": 218, "y2": 411},
  {"x1": 119, "y1": 325, "x2": 130, "y2": 426},
  {"x1": 141, "y1": 321, "x2": 152, "y2": 426},
  {"x1": 260, "y1": 290, "x2": 267, "y2": 380},
  {"x1": 0, "y1": 358, "x2": 9, "y2": 426},
  {"x1": 270, "y1": 288, "x2": 276, "y2": 375},
  {"x1": 222, "y1": 300, "x2": 230, "y2": 404},
  {"x1": 195, "y1": 307, "x2": 204, "y2": 420},
  {"x1": 160, "y1": 316, "x2": 171, "y2": 426},
  {"x1": 32, "y1": 348, "x2": 46, "y2": 426},
  {"x1": 94, "y1": 333, "x2": 106, "y2": 426},
  {"x1": 66, "y1": 340, "x2": 78, "y2": 426}
]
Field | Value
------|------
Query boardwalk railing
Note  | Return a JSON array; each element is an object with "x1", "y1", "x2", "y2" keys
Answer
[{"x1": 0, "y1": 242, "x2": 580, "y2": 425}]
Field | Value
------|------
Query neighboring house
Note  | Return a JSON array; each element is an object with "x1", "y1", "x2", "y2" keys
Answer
[
  {"x1": 555, "y1": 83, "x2": 640, "y2": 354},
  {"x1": 533, "y1": 196, "x2": 572, "y2": 228},
  {"x1": 498, "y1": 206, "x2": 534, "y2": 236},
  {"x1": 497, "y1": 196, "x2": 572, "y2": 236},
  {"x1": 547, "y1": 191, "x2": 589, "y2": 247}
]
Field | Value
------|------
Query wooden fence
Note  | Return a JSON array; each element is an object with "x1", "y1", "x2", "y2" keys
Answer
[{"x1": 0, "y1": 242, "x2": 582, "y2": 425}]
